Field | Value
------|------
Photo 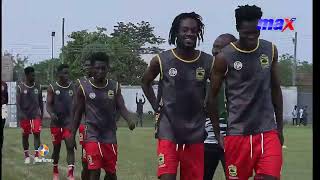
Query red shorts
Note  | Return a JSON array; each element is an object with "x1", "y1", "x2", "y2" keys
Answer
[
  {"x1": 157, "y1": 139, "x2": 204, "y2": 180},
  {"x1": 85, "y1": 141, "x2": 117, "y2": 173},
  {"x1": 20, "y1": 118, "x2": 42, "y2": 135},
  {"x1": 50, "y1": 127, "x2": 72, "y2": 145},
  {"x1": 79, "y1": 124, "x2": 86, "y2": 146},
  {"x1": 224, "y1": 130, "x2": 283, "y2": 180}
]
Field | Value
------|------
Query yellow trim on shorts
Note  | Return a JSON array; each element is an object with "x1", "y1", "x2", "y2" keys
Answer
[
  {"x1": 171, "y1": 49, "x2": 201, "y2": 63},
  {"x1": 230, "y1": 39, "x2": 260, "y2": 53},
  {"x1": 157, "y1": 54, "x2": 163, "y2": 80}
]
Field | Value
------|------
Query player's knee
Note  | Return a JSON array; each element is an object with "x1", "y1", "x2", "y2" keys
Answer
[
  {"x1": 254, "y1": 174, "x2": 278, "y2": 180},
  {"x1": 104, "y1": 173, "x2": 117, "y2": 180}
]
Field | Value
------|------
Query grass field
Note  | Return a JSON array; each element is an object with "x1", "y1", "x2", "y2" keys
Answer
[{"x1": 2, "y1": 122, "x2": 312, "y2": 180}]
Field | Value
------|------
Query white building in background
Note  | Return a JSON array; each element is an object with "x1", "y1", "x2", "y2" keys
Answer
[{"x1": 1, "y1": 55, "x2": 14, "y2": 82}]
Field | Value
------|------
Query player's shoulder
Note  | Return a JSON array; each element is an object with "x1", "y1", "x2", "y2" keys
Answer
[
  {"x1": 107, "y1": 79, "x2": 118, "y2": 87},
  {"x1": 259, "y1": 39, "x2": 274, "y2": 46},
  {"x1": 200, "y1": 51, "x2": 213, "y2": 61}
]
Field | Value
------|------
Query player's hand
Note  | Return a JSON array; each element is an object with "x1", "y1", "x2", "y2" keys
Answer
[
  {"x1": 218, "y1": 135, "x2": 224, "y2": 149},
  {"x1": 127, "y1": 120, "x2": 136, "y2": 131},
  {"x1": 278, "y1": 131, "x2": 284, "y2": 146}
]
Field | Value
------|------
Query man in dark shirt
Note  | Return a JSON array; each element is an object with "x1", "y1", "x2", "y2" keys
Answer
[{"x1": 136, "y1": 93, "x2": 146, "y2": 127}]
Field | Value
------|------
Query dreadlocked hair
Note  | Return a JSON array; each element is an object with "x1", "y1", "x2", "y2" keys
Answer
[
  {"x1": 235, "y1": 5, "x2": 262, "y2": 28},
  {"x1": 168, "y1": 12, "x2": 204, "y2": 46}
]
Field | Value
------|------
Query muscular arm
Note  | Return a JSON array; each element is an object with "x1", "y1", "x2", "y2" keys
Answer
[
  {"x1": 208, "y1": 53, "x2": 228, "y2": 144},
  {"x1": 271, "y1": 45, "x2": 284, "y2": 145},
  {"x1": 16, "y1": 85, "x2": 26, "y2": 119},
  {"x1": 141, "y1": 56, "x2": 160, "y2": 111},
  {"x1": 116, "y1": 83, "x2": 135, "y2": 130},
  {"x1": 72, "y1": 87, "x2": 85, "y2": 136},
  {"x1": 46, "y1": 85, "x2": 56, "y2": 120},
  {"x1": 39, "y1": 85, "x2": 44, "y2": 119}
]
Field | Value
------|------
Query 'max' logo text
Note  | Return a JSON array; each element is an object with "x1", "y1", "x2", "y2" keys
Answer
[{"x1": 257, "y1": 18, "x2": 296, "y2": 32}]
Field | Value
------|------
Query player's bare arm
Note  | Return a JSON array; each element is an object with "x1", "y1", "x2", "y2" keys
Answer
[
  {"x1": 208, "y1": 52, "x2": 228, "y2": 147},
  {"x1": 271, "y1": 45, "x2": 284, "y2": 145},
  {"x1": 46, "y1": 85, "x2": 58, "y2": 121},
  {"x1": 72, "y1": 87, "x2": 85, "y2": 137},
  {"x1": 141, "y1": 56, "x2": 160, "y2": 111},
  {"x1": 16, "y1": 86, "x2": 27, "y2": 119},
  {"x1": 116, "y1": 83, "x2": 135, "y2": 130},
  {"x1": 39, "y1": 85, "x2": 44, "y2": 119}
]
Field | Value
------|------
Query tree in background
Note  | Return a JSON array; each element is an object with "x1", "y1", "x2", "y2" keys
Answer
[
  {"x1": 278, "y1": 53, "x2": 312, "y2": 86},
  {"x1": 60, "y1": 21, "x2": 165, "y2": 85}
]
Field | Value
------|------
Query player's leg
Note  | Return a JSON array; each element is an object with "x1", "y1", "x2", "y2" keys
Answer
[
  {"x1": 79, "y1": 124, "x2": 90, "y2": 180},
  {"x1": 254, "y1": 130, "x2": 282, "y2": 180},
  {"x1": 219, "y1": 148, "x2": 227, "y2": 177},
  {"x1": 32, "y1": 118, "x2": 42, "y2": 162},
  {"x1": 64, "y1": 128, "x2": 75, "y2": 179},
  {"x1": 224, "y1": 135, "x2": 254, "y2": 180},
  {"x1": 102, "y1": 144, "x2": 117, "y2": 180},
  {"x1": 89, "y1": 169, "x2": 101, "y2": 180},
  {"x1": 157, "y1": 139, "x2": 179, "y2": 180},
  {"x1": 50, "y1": 127, "x2": 62, "y2": 179},
  {"x1": 180, "y1": 143, "x2": 204, "y2": 180},
  {"x1": 81, "y1": 149, "x2": 90, "y2": 180},
  {"x1": 20, "y1": 119, "x2": 31, "y2": 163},
  {"x1": 85, "y1": 142, "x2": 103, "y2": 180},
  {"x1": 203, "y1": 144, "x2": 220, "y2": 180}
]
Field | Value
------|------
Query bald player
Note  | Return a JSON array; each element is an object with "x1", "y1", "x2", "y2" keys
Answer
[{"x1": 204, "y1": 33, "x2": 237, "y2": 180}]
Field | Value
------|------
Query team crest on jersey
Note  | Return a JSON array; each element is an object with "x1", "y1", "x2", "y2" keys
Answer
[
  {"x1": 68, "y1": 90, "x2": 73, "y2": 96},
  {"x1": 89, "y1": 92, "x2": 96, "y2": 99},
  {"x1": 233, "y1": 61, "x2": 243, "y2": 70},
  {"x1": 196, "y1": 67, "x2": 205, "y2": 81},
  {"x1": 260, "y1": 54, "x2": 270, "y2": 68},
  {"x1": 55, "y1": 90, "x2": 61, "y2": 95},
  {"x1": 107, "y1": 90, "x2": 115, "y2": 99},
  {"x1": 23, "y1": 89, "x2": 28, "y2": 94},
  {"x1": 168, "y1": 68, "x2": 177, "y2": 77},
  {"x1": 34, "y1": 88, "x2": 39, "y2": 94},
  {"x1": 228, "y1": 164, "x2": 237, "y2": 177},
  {"x1": 158, "y1": 153, "x2": 165, "y2": 167}
]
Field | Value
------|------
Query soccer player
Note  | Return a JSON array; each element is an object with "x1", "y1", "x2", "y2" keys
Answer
[
  {"x1": 136, "y1": 93, "x2": 146, "y2": 127},
  {"x1": 46, "y1": 64, "x2": 75, "y2": 180},
  {"x1": 203, "y1": 33, "x2": 237, "y2": 180},
  {"x1": 142, "y1": 12, "x2": 214, "y2": 180},
  {"x1": 77, "y1": 58, "x2": 93, "y2": 180},
  {"x1": 72, "y1": 49, "x2": 136, "y2": 180},
  {"x1": 16, "y1": 67, "x2": 43, "y2": 164},
  {"x1": 209, "y1": 5, "x2": 283, "y2": 180}
]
